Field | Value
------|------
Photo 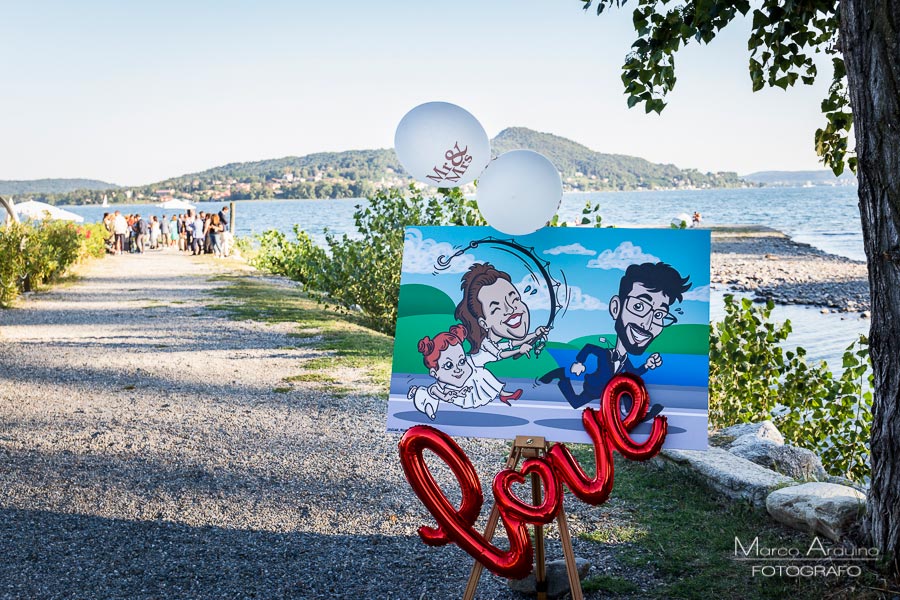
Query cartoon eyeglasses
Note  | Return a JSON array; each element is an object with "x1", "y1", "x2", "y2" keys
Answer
[{"x1": 624, "y1": 296, "x2": 678, "y2": 327}]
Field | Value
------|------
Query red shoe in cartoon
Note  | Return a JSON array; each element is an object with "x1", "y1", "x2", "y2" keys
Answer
[{"x1": 499, "y1": 389, "x2": 523, "y2": 405}]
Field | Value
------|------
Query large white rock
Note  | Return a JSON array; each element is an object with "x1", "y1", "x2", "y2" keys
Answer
[
  {"x1": 662, "y1": 447, "x2": 796, "y2": 507},
  {"x1": 710, "y1": 420, "x2": 785, "y2": 447},
  {"x1": 766, "y1": 482, "x2": 866, "y2": 542},
  {"x1": 728, "y1": 436, "x2": 827, "y2": 481}
]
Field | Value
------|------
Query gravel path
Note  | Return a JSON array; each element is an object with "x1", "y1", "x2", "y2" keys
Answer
[
  {"x1": 0, "y1": 251, "x2": 635, "y2": 599},
  {"x1": 711, "y1": 227, "x2": 870, "y2": 313}
]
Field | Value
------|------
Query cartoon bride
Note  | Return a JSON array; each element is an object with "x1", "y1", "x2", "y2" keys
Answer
[{"x1": 408, "y1": 324, "x2": 521, "y2": 420}]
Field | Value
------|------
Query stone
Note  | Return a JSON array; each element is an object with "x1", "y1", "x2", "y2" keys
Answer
[
  {"x1": 507, "y1": 558, "x2": 591, "y2": 598},
  {"x1": 709, "y1": 420, "x2": 785, "y2": 447},
  {"x1": 661, "y1": 447, "x2": 796, "y2": 507},
  {"x1": 728, "y1": 437, "x2": 827, "y2": 481},
  {"x1": 826, "y1": 475, "x2": 868, "y2": 494},
  {"x1": 766, "y1": 483, "x2": 866, "y2": 542}
]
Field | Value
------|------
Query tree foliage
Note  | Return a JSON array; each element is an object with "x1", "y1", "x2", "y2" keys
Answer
[
  {"x1": 710, "y1": 296, "x2": 872, "y2": 482},
  {"x1": 580, "y1": 0, "x2": 854, "y2": 174}
]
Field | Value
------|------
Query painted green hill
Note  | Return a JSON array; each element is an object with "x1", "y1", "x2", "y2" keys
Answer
[
  {"x1": 568, "y1": 324, "x2": 710, "y2": 356},
  {"x1": 397, "y1": 284, "x2": 456, "y2": 319}
]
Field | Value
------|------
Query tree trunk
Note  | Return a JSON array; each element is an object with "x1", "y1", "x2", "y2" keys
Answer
[
  {"x1": 0, "y1": 196, "x2": 18, "y2": 225},
  {"x1": 841, "y1": 0, "x2": 900, "y2": 577}
]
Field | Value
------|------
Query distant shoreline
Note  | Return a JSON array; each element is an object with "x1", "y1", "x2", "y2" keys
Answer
[{"x1": 709, "y1": 225, "x2": 869, "y2": 313}]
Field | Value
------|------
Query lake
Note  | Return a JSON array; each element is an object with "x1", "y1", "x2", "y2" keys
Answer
[{"x1": 61, "y1": 186, "x2": 869, "y2": 368}]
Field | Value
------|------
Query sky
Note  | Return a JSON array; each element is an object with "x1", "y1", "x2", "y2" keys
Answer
[{"x1": 0, "y1": 0, "x2": 837, "y2": 186}]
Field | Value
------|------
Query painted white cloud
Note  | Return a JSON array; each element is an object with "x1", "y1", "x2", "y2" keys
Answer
[
  {"x1": 682, "y1": 284, "x2": 710, "y2": 302},
  {"x1": 515, "y1": 275, "x2": 607, "y2": 312},
  {"x1": 402, "y1": 228, "x2": 474, "y2": 274},
  {"x1": 586, "y1": 241, "x2": 660, "y2": 271},
  {"x1": 543, "y1": 243, "x2": 596, "y2": 256}
]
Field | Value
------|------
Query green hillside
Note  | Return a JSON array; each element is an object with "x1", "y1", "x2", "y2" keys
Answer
[
  {"x1": 492, "y1": 127, "x2": 743, "y2": 191},
  {"x1": 16, "y1": 127, "x2": 745, "y2": 205},
  {"x1": 0, "y1": 178, "x2": 117, "y2": 195}
]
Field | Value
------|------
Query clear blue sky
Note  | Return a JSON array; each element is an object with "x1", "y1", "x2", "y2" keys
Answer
[{"x1": 0, "y1": 0, "x2": 836, "y2": 186}]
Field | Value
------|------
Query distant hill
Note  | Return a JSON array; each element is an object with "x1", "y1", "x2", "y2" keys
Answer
[
  {"x1": 742, "y1": 170, "x2": 857, "y2": 187},
  {"x1": 492, "y1": 127, "x2": 743, "y2": 191},
  {"x1": 0, "y1": 178, "x2": 117, "y2": 195},
  {"x1": 12, "y1": 128, "x2": 746, "y2": 205}
]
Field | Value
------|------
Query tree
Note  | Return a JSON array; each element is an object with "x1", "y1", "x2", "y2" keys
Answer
[{"x1": 579, "y1": 0, "x2": 899, "y2": 575}]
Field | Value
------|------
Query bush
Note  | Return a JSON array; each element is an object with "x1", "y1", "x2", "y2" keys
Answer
[
  {"x1": 0, "y1": 222, "x2": 28, "y2": 307},
  {"x1": 0, "y1": 219, "x2": 105, "y2": 307},
  {"x1": 253, "y1": 185, "x2": 486, "y2": 334},
  {"x1": 710, "y1": 295, "x2": 872, "y2": 481},
  {"x1": 253, "y1": 186, "x2": 606, "y2": 334}
]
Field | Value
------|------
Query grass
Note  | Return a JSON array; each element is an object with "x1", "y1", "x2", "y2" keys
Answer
[
  {"x1": 568, "y1": 447, "x2": 884, "y2": 599},
  {"x1": 582, "y1": 574, "x2": 640, "y2": 595},
  {"x1": 206, "y1": 275, "x2": 392, "y2": 394}
]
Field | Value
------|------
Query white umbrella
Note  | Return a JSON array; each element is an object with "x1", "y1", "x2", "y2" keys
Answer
[
  {"x1": 157, "y1": 198, "x2": 196, "y2": 210},
  {"x1": 671, "y1": 212, "x2": 691, "y2": 228},
  {"x1": 14, "y1": 200, "x2": 85, "y2": 223}
]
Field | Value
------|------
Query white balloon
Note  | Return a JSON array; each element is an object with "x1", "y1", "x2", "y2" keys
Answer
[
  {"x1": 394, "y1": 102, "x2": 491, "y2": 188},
  {"x1": 476, "y1": 150, "x2": 562, "y2": 235}
]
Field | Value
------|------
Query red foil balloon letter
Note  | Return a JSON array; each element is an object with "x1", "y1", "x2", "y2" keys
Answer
[{"x1": 398, "y1": 374, "x2": 668, "y2": 581}]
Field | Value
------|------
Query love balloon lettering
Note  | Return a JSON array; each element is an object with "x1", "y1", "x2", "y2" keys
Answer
[{"x1": 398, "y1": 373, "x2": 668, "y2": 580}]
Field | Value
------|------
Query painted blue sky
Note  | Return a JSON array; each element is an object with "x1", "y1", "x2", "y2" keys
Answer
[{"x1": 401, "y1": 226, "x2": 710, "y2": 345}]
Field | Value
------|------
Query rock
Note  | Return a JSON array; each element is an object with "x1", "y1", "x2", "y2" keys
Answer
[
  {"x1": 766, "y1": 483, "x2": 866, "y2": 542},
  {"x1": 662, "y1": 447, "x2": 796, "y2": 507},
  {"x1": 710, "y1": 420, "x2": 785, "y2": 447},
  {"x1": 728, "y1": 437, "x2": 827, "y2": 481},
  {"x1": 826, "y1": 475, "x2": 868, "y2": 494},
  {"x1": 861, "y1": 311, "x2": 870, "y2": 319},
  {"x1": 507, "y1": 558, "x2": 591, "y2": 598}
]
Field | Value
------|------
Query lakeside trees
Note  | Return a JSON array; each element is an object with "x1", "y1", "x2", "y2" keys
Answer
[{"x1": 577, "y1": 0, "x2": 899, "y2": 575}]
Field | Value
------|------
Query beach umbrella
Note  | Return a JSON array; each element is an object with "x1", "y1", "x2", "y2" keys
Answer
[
  {"x1": 671, "y1": 213, "x2": 691, "y2": 228},
  {"x1": 157, "y1": 198, "x2": 196, "y2": 210},
  {"x1": 13, "y1": 200, "x2": 85, "y2": 223}
]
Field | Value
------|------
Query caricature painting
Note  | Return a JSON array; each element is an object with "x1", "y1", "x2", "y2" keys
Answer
[{"x1": 386, "y1": 226, "x2": 710, "y2": 450}]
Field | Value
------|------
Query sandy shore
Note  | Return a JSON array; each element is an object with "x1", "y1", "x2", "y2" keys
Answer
[{"x1": 710, "y1": 226, "x2": 870, "y2": 314}]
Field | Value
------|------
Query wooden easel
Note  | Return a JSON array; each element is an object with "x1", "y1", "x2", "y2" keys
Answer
[{"x1": 463, "y1": 435, "x2": 583, "y2": 600}]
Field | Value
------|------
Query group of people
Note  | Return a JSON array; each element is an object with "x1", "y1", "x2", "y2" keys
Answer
[{"x1": 102, "y1": 207, "x2": 232, "y2": 258}]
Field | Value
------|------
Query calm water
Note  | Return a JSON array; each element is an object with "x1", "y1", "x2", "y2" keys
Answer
[{"x1": 61, "y1": 186, "x2": 869, "y2": 368}]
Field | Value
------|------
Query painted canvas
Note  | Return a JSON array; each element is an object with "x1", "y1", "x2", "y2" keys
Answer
[{"x1": 386, "y1": 226, "x2": 710, "y2": 450}]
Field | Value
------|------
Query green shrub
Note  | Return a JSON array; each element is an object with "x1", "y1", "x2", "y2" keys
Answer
[
  {"x1": 710, "y1": 295, "x2": 872, "y2": 481},
  {"x1": 0, "y1": 222, "x2": 28, "y2": 307},
  {"x1": 253, "y1": 185, "x2": 485, "y2": 334},
  {"x1": 253, "y1": 186, "x2": 607, "y2": 335},
  {"x1": 0, "y1": 219, "x2": 105, "y2": 306}
]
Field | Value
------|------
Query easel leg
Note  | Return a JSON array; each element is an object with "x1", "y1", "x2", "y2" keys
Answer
[
  {"x1": 556, "y1": 504, "x2": 584, "y2": 600},
  {"x1": 462, "y1": 446, "x2": 522, "y2": 600},
  {"x1": 532, "y1": 472, "x2": 547, "y2": 600}
]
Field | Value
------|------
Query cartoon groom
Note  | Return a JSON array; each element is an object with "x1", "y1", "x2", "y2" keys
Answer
[{"x1": 539, "y1": 262, "x2": 691, "y2": 414}]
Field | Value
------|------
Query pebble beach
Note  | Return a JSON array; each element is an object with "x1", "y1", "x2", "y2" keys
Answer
[{"x1": 711, "y1": 226, "x2": 870, "y2": 314}]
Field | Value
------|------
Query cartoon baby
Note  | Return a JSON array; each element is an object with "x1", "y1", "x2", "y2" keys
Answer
[{"x1": 408, "y1": 324, "x2": 520, "y2": 420}]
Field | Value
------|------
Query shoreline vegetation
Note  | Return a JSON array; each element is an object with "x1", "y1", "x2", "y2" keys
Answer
[{"x1": 0, "y1": 251, "x2": 880, "y2": 598}]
